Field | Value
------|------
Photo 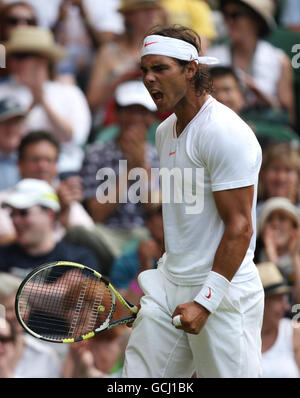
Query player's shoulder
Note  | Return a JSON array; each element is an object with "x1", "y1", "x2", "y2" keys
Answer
[{"x1": 205, "y1": 100, "x2": 256, "y2": 139}]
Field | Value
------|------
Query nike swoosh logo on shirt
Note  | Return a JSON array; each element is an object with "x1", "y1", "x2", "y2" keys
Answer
[
  {"x1": 205, "y1": 288, "x2": 212, "y2": 299},
  {"x1": 169, "y1": 151, "x2": 176, "y2": 156}
]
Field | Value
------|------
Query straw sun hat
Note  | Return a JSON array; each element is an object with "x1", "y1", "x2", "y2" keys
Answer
[
  {"x1": 220, "y1": 0, "x2": 276, "y2": 36},
  {"x1": 257, "y1": 262, "x2": 291, "y2": 296},
  {"x1": 5, "y1": 26, "x2": 65, "y2": 62}
]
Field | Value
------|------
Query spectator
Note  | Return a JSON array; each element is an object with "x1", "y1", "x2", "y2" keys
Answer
[
  {"x1": 0, "y1": 273, "x2": 62, "y2": 377},
  {"x1": 0, "y1": 131, "x2": 95, "y2": 246},
  {"x1": 206, "y1": 0, "x2": 295, "y2": 122},
  {"x1": 255, "y1": 197, "x2": 300, "y2": 306},
  {"x1": 85, "y1": 0, "x2": 164, "y2": 119},
  {"x1": 0, "y1": 1, "x2": 37, "y2": 42},
  {"x1": 111, "y1": 203, "x2": 164, "y2": 304},
  {"x1": 257, "y1": 262, "x2": 300, "y2": 378},
  {"x1": 81, "y1": 80, "x2": 159, "y2": 261},
  {"x1": 0, "y1": 25, "x2": 92, "y2": 174},
  {"x1": 91, "y1": 78, "x2": 158, "y2": 145},
  {"x1": 18, "y1": 131, "x2": 94, "y2": 234},
  {"x1": 258, "y1": 143, "x2": 300, "y2": 209},
  {"x1": 210, "y1": 65, "x2": 246, "y2": 114},
  {"x1": 0, "y1": 97, "x2": 27, "y2": 191},
  {"x1": 52, "y1": 0, "x2": 110, "y2": 88},
  {"x1": 0, "y1": 178, "x2": 101, "y2": 279},
  {"x1": 0, "y1": 1, "x2": 38, "y2": 81},
  {"x1": 209, "y1": 66, "x2": 300, "y2": 148},
  {"x1": 2, "y1": 0, "x2": 62, "y2": 29}
]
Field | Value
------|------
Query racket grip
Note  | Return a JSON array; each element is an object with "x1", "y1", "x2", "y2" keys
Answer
[{"x1": 172, "y1": 315, "x2": 182, "y2": 327}]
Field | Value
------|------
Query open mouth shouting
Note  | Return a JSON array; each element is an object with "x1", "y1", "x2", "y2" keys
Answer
[{"x1": 150, "y1": 89, "x2": 164, "y2": 104}]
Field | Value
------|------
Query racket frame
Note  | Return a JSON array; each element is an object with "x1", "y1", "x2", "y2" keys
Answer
[{"x1": 15, "y1": 261, "x2": 138, "y2": 343}]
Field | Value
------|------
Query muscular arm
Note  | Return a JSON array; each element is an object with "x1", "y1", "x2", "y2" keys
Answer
[{"x1": 212, "y1": 185, "x2": 254, "y2": 281}]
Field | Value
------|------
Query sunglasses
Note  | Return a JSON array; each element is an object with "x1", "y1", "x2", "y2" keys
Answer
[
  {"x1": 0, "y1": 335, "x2": 14, "y2": 343},
  {"x1": 9, "y1": 52, "x2": 42, "y2": 60},
  {"x1": 8, "y1": 207, "x2": 46, "y2": 218},
  {"x1": 223, "y1": 11, "x2": 247, "y2": 20},
  {"x1": 6, "y1": 16, "x2": 36, "y2": 26}
]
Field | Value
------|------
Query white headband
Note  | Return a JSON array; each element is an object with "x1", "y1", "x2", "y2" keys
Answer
[{"x1": 141, "y1": 35, "x2": 219, "y2": 65}]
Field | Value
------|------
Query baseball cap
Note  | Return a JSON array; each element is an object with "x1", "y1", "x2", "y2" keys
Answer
[
  {"x1": 3, "y1": 178, "x2": 60, "y2": 212},
  {"x1": 0, "y1": 97, "x2": 27, "y2": 123},
  {"x1": 257, "y1": 197, "x2": 300, "y2": 235},
  {"x1": 257, "y1": 262, "x2": 291, "y2": 296},
  {"x1": 115, "y1": 80, "x2": 157, "y2": 112}
]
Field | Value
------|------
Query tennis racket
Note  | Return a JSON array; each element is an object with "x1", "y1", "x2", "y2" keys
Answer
[{"x1": 15, "y1": 261, "x2": 139, "y2": 343}]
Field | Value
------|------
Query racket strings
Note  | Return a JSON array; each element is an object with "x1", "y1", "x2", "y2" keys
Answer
[{"x1": 18, "y1": 266, "x2": 114, "y2": 340}]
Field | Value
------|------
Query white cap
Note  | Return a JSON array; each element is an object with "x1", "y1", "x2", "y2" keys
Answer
[
  {"x1": 115, "y1": 80, "x2": 157, "y2": 112},
  {"x1": 257, "y1": 197, "x2": 300, "y2": 235},
  {"x1": 3, "y1": 178, "x2": 60, "y2": 212}
]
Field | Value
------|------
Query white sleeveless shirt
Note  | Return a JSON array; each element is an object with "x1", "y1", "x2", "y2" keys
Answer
[{"x1": 262, "y1": 318, "x2": 300, "y2": 378}]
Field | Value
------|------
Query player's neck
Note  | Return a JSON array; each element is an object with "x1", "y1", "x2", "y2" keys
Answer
[{"x1": 174, "y1": 92, "x2": 210, "y2": 137}]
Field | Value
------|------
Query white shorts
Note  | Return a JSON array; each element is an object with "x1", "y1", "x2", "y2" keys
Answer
[{"x1": 122, "y1": 268, "x2": 264, "y2": 378}]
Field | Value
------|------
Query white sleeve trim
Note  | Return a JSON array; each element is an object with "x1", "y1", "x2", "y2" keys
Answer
[{"x1": 211, "y1": 176, "x2": 256, "y2": 192}]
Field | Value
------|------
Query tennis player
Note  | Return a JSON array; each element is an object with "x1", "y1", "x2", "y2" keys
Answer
[{"x1": 122, "y1": 25, "x2": 264, "y2": 378}]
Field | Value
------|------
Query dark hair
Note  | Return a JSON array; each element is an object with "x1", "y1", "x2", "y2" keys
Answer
[
  {"x1": 209, "y1": 65, "x2": 243, "y2": 92},
  {"x1": 209, "y1": 66, "x2": 239, "y2": 82},
  {"x1": 18, "y1": 131, "x2": 60, "y2": 160},
  {"x1": 146, "y1": 25, "x2": 213, "y2": 96}
]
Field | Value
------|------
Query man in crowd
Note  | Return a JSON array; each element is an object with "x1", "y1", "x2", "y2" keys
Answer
[
  {"x1": 0, "y1": 178, "x2": 101, "y2": 279},
  {"x1": 81, "y1": 80, "x2": 159, "y2": 261}
]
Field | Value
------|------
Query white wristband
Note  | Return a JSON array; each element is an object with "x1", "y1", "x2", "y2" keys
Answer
[{"x1": 194, "y1": 271, "x2": 230, "y2": 314}]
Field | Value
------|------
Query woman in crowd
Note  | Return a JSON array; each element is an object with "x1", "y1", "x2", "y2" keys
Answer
[
  {"x1": 206, "y1": 0, "x2": 295, "y2": 122},
  {"x1": 258, "y1": 262, "x2": 300, "y2": 378},
  {"x1": 255, "y1": 197, "x2": 300, "y2": 306},
  {"x1": 0, "y1": 25, "x2": 91, "y2": 174},
  {"x1": 258, "y1": 143, "x2": 300, "y2": 212}
]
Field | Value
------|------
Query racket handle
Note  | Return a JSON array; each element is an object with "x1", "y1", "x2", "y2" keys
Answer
[{"x1": 172, "y1": 315, "x2": 182, "y2": 327}]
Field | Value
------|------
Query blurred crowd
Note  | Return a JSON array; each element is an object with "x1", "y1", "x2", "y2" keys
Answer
[{"x1": 0, "y1": 0, "x2": 299, "y2": 378}]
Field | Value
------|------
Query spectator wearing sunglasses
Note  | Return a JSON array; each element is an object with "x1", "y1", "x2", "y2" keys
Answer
[
  {"x1": 0, "y1": 1, "x2": 37, "y2": 42},
  {"x1": 0, "y1": 178, "x2": 101, "y2": 280},
  {"x1": 206, "y1": 0, "x2": 295, "y2": 124},
  {"x1": 0, "y1": 25, "x2": 91, "y2": 174},
  {"x1": 0, "y1": 1, "x2": 38, "y2": 81}
]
